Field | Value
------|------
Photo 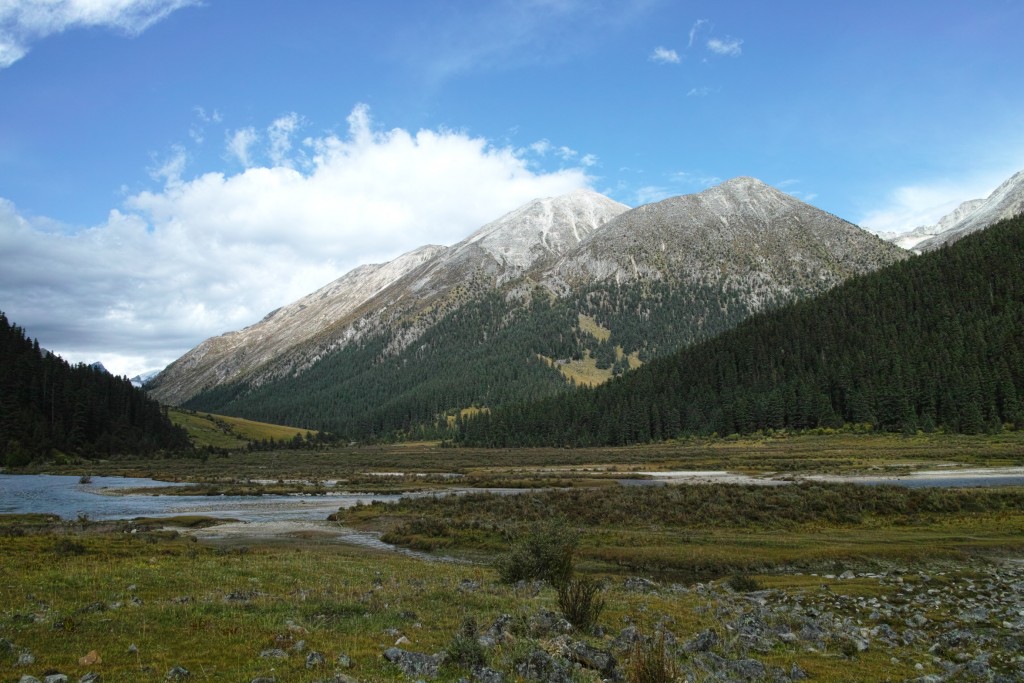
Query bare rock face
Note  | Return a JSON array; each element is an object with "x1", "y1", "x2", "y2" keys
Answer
[{"x1": 542, "y1": 177, "x2": 907, "y2": 308}]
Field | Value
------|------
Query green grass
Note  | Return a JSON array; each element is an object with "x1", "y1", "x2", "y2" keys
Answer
[{"x1": 168, "y1": 409, "x2": 315, "y2": 450}]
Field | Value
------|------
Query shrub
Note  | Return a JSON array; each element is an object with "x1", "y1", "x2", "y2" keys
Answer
[
  {"x1": 445, "y1": 616, "x2": 486, "y2": 669},
  {"x1": 557, "y1": 576, "x2": 605, "y2": 631},
  {"x1": 495, "y1": 518, "x2": 578, "y2": 587},
  {"x1": 726, "y1": 573, "x2": 762, "y2": 592},
  {"x1": 626, "y1": 631, "x2": 676, "y2": 683}
]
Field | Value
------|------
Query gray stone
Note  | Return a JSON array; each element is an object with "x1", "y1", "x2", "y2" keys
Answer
[
  {"x1": 164, "y1": 667, "x2": 190, "y2": 681},
  {"x1": 250, "y1": 678, "x2": 276, "y2": 683},
  {"x1": 683, "y1": 628, "x2": 719, "y2": 653},
  {"x1": 336, "y1": 653, "x2": 352, "y2": 668},
  {"x1": 563, "y1": 639, "x2": 617, "y2": 677},
  {"x1": 19, "y1": 676, "x2": 42, "y2": 683},
  {"x1": 470, "y1": 665, "x2": 505, "y2": 683},
  {"x1": 383, "y1": 647, "x2": 441, "y2": 679},
  {"x1": 526, "y1": 609, "x2": 572, "y2": 638},
  {"x1": 260, "y1": 648, "x2": 289, "y2": 659},
  {"x1": 306, "y1": 650, "x2": 326, "y2": 669},
  {"x1": 623, "y1": 576, "x2": 660, "y2": 593},
  {"x1": 514, "y1": 650, "x2": 572, "y2": 683},
  {"x1": 44, "y1": 676, "x2": 69, "y2": 683},
  {"x1": 78, "y1": 675, "x2": 101, "y2": 683}
]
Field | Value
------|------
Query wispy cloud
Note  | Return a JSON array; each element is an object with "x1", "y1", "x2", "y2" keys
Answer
[
  {"x1": 688, "y1": 19, "x2": 708, "y2": 48},
  {"x1": 649, "y1": 46, "x2": 680, "y2": 64},
  {"x1": 226, "y1": 127, "x2": 258, "y2": 168},
  {"x1": 268, "y1": 113, "x2": 303, "y2": 167},
  {"x1": 687, "y1": 86, "x2": 712, "y2": 97},
  {"x1": 0, "y1": 0, "x2": 200, "y2": 68},
  {"x1": 707, "y1": 36, "x2": 743, "y2": 57},
  {"x1": 858, "y1": 174, "x2": 1004, "y2": 235},
  {"x1": 402, "y1": 0, "x2": 657, "y2": 83}
]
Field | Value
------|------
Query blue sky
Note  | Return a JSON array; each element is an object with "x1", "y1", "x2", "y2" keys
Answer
[{"x1": 2, "y1": 0, "x2": 1023, "y2": 377}]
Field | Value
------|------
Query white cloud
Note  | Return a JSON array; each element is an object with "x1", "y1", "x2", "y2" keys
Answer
[
  {"x1": 688, "y1": 19, "x2": 708, "y2": 48},
  {"x1": 0, "y1": 0, "x2": 199, "y2": 68},
  {"x1": 707, "y1": 36, "x2": 743, "y2": 57},
  {"x1": 687, "y1": 86, "x2": 712, "y2": 97},
  {"x1": 268, "y1": 113, "x2": 303, "y2": 167},
  {"x1": 0, "y1": 104, "x2": 591, "y2": 377},
  {"x1": 858, "y1": 174, "x2": 1004, "y2": 235},
  {"x1": 529, "y1": 139, "x2": 552, "y2": 156},
  {"x1": 635, "y1": 185, "x2": 672, "y2": 205},
  {"x1": 580, "y1": 153, "x2": 598, "y2": 167},
  {"x1": 649, "y1": 46, "x2": 680, "y2": 64},
  {"x1": 226, "y1": 127, "x2": 258, "y2": 168}
]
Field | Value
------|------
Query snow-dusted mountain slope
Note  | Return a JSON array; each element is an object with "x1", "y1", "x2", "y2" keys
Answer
[
  {"x1": 912, "y1": 171, "x2": 1024, "y2": 252},
  {"x1": 543, "y1": 177, "x2": 906, "y2": 306}
]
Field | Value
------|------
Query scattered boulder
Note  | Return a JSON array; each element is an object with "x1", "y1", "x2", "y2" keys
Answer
[
  {"x1": 259, "y1": 648, "x2": 289, "y2": 659},
  {"x1": 383, "y1": 646, "x2": 441, "y2": 679},
  {"x1": 164, "y1": 667, "x2": 190, "y2": 681},
  {"x1": 683, "y1": 628, "x2": 718, "y2": 653},
  {"x1": 514, "y1": 649, "x2": 572, "y2": 683},
  {"x1": 305, "y1": 651, "x2": 326, "y2": 669}
]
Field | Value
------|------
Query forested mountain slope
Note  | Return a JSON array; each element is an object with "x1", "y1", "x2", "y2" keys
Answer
[
  {"x1": 1, "y1": 313, "x2": 190, "y2": 465},
  {"x1": 458, "y1": 215, "x2": 1024, "y2": 446},
  {"x1": 169, "y1": 179, "x2": 906, "y2": 440}
]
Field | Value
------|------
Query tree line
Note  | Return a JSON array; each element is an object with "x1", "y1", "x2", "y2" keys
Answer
[
  {"x1": 1, "y1": 313, "x2": 191, "y2": 465},
  {"x1": 457, "y1": 215, "x2": 1024, "y2": 446}
]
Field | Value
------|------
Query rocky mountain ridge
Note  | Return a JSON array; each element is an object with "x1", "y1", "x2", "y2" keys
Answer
[
  {"x1": 148, "y1": 178, "x2": 908, "y2": 425},
  {"x1": 888, "y1": 169, "x2": 1024, "y2": 252}
]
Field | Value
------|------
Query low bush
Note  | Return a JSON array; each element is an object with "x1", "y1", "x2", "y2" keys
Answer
[
  {"x1": 495, "y1": 518, "x2": 578, "y2": 587},
  {"x1": 557, "y1": 576, "x2": 605, "y2": 631}
]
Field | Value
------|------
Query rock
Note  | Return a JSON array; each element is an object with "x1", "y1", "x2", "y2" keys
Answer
[
  {"x1": 961, "y1": 607, "x2": 989, "y2": 623},
  {"x1": 470, "y1": 665, "x2": 505, "y2": 683},
  {"x1": 291, "y1": 639, "x2": 307, "y2": 653},
  {"x1": 527, "y1": 609, "x2": 572, "y2": 638},
  {"x1": 127, "y1": 644, "x2": 139, "y2": 654},
  {"x1": 839, "y1": 570, "x2": 857, "y2": 580},
  {"x1": 336, "y1": 653, "x2": 352, "y2": 668},
  {"x1": 395, "y1": 636, "x2": 412, "y2": 646},
  {"x1": 459, "y1": 579, "x2": 481, "y2": 592},
  {"x1": 250, "y1": 678, "x2": 276, "y2": 683},
  {"x1": 383, "y1": 647, "x2": 441, "y2": 679},
  {"x1": 78, "y1": 675, "x2": 101, "y2": 683},
  {"x1": 305, "y1": 651, "x2": 326, "y2": 669},
  {"x1": 259, "y1": 648, "x2": 289, "y2": 659},
  {"x1": 623, "y1": 576, "x2": 660, "y2": 593},
  {"x1": 164, "y1": 667, "x2": 190, "y2": 681},
  {"x1": 18, "y1": 676, "x2": 41, "y2": 683},
  {"x1": 514, "y1": 650, "x2": 573, "y2": 683},
  {"x1": 562, "y1": 639, "x2": 617, "y2": 677},
  {"x1": 44, "y1": 675, "x2": 68, "y2": 683},
  {"x1": 78, "y1": 650, "x2": 101, "y2": 666},
  {"x1": 728, "y1": 658, "x2": 767, "y2": 681},
  {"x1": 612, "y1": 625, "x2": 645, "y2": 652},
  {"x1": 683, "y1": 629, "x2": 719, "y2": 653},
  {"x1": 16, "y1": 651, "x2": 35, "y2": 666}
]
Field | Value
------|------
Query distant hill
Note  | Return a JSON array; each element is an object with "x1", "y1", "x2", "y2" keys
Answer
[
  {"x1": 0, "y1": 312, "x2": 191, "y2": 465},
  {"x1": 459, "y1": 214, "x2": 1024, "y2": 446},
  {"x1": 150, "y1": 178, "x2": 906, "y2": 441}
]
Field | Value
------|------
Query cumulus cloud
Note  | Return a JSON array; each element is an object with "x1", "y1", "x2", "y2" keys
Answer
[
  {"x1": 649, "y1": 46, "x2": 680, "y2": 64},
  {"x1": 0, "y1": 104, "x2": 591, "y2": 377},
  {"x1": 0, "y1": 0, "x2": 199, "y2": 68},
  {"x1": 268, "y1": 113, "x2": 303, "y2": 167},
  {"x1": 707, "y1": 36, "x2": 743, "y2": 57}
]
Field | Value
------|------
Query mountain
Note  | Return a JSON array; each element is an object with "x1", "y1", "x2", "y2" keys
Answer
[
  {"x1": 148, "y1": 190, "x2": 628, "y2": 405},
  {"x1": 460, "y1": 214, "x2": 1024, "y2": 447},
  {"x1": 130, "y1": 369, "x2": 163, "y2": 388},
  {"x1": 544, "y1": 177, "x2": 901, "y2": 297},
  {"x1": 150, "y1": 179, "x2": 908, "y2": 439},
  {"x1": 889, "y1": 170, "x2": 1024, "y2": 252}
]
